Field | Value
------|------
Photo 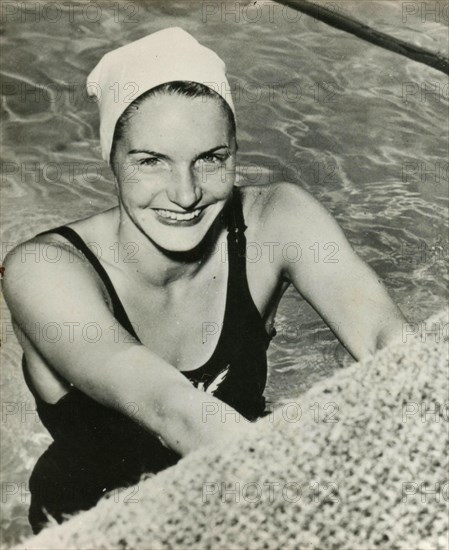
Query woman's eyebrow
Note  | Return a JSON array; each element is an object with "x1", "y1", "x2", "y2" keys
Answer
[
  {"x1": 128, "y1": 145, "x2": 230, "y2": 158},
  {"x1": 199, "y1": 145, "x2": 229, "y2": 154},
  {"x1": 128, "y1": 149, "x2": 169, "y2": 158}
]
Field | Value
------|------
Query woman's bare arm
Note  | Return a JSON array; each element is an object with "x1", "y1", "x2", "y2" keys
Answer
[
  {"x1": 2, "y1": 236, "x2": 251, "y2": 456},
  {"x1": 262, "y1": 183, "x2": 406, "y2": 360}
]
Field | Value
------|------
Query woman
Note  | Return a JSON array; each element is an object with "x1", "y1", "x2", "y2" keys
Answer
[{"x1": 3, "y1": 28, "x2": 405, "y2": 533}]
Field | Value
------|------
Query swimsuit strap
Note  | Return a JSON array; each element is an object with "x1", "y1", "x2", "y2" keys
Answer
[
  {"x1": 226, "y1": 186, "x2": 248, "y2": 259},
  {"x1": 225, "y1": 187, "x2": 260, "y2": 309},
  {"x1": 223, "y1": 187, "x2": 272, "y2": 344},
  {"x1": 36, "y1": 226, "x2": 140, "y2": 340}
]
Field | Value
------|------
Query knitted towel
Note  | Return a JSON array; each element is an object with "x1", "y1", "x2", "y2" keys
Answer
[{"x1": 14, "y1": 309, "x2": 449, "y2": 550}]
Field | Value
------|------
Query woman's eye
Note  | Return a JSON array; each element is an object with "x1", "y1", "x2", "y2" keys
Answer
[
  {"x1": 139, "y1": 157, "x2": 160, "y2": 167},
  {"x1": 198, "y1": 154, "x2": 227, "y2": 165}
]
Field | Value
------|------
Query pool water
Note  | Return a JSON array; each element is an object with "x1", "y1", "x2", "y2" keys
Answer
[{"x1": 1, "y1": 0, "x2": 448, "y2": 545}]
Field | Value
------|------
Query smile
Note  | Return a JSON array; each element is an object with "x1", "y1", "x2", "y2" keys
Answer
[{"x1": 153, "y1": 207, "x2": 204, "y2": 222}]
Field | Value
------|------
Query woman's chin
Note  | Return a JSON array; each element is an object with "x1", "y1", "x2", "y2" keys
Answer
[
  {"x1": 141, "y1": 223, "x2": 213, "y2": 254},
  {"x1": 155, "y1": 235, "x2": 205, "y2": 253}
]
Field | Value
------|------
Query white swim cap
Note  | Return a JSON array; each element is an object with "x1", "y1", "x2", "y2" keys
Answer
[{"x1": 86, "y1": 27, "x2": 235, "y2": 164}]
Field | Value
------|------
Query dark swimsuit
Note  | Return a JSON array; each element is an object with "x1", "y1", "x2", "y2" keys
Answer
[{"x1": 24, "y1": 188, "x2": 274, "y2": 534}]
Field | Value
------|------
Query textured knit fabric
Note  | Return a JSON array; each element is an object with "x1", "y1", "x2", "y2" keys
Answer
[
  {"x1": 23, "y1": 187, "x2": 271, "y2": 534},
  {"x1": 15, "y1": 308, "x2": 449, "y2": 550}
]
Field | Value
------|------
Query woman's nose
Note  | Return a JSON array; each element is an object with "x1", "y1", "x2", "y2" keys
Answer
[{"x1": 167, "y1": 166, "x2": 202, "y2": 209}]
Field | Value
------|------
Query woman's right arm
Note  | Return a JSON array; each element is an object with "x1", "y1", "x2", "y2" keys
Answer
[{"x1": 2, "y1": 237, "x2": 251, "y2": 456}]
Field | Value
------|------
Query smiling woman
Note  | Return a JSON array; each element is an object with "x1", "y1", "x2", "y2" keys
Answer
[
  {"x1": 110, "y1": 82, "x2": 237, "y2": 252},
  {"x1": 2, "y1": 26, "x2": 406, "y2": 535}
]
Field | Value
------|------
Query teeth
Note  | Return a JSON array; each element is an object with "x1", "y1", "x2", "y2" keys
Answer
[{"x1": 155, "y1": 208, "x2": 202, "y2": 221}]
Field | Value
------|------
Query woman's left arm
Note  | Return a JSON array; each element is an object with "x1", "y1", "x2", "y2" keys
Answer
[{"x1": 266, "y1": 183, "x2": 407, "y2": 360}]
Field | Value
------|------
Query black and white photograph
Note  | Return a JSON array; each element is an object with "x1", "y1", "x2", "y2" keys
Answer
[{"x1": 1, "y1": 1, "x2": 448, "y2": 548}]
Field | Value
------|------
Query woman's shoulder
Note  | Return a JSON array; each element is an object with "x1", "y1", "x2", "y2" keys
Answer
[
  {"x1": 3, "y1": 208, "x2": 119, "y2": 294},
  {"x1": 14, "y1": 208, "x2": 119, "y2": 258},
  {"x1": 59, "y1": 207, "x2": 119, "y2": 243},
  {"x1": 240, "y1": 181, "x2": 319, "y2": 212},
  {"x1": 239, "y1": 182, "x2": 322, "y2": 238}
]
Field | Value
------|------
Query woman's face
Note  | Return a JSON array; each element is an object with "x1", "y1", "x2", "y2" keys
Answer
[{"x1": 113, "y1": 93, "x2": 236, "y2": 253}]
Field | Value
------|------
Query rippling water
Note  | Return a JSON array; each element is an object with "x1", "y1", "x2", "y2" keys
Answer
[{"x1": 1, "y1": 0, "x2": 448, "y2": 544}]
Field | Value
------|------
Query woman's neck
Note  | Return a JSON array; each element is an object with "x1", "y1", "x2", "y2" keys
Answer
[{"x1": 114, "y1": 208, "x2": 228, "y2": 287}]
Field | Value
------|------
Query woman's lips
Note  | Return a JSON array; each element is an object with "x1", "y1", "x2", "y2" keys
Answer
[{"x1": 152, "y1": 206, "x2": 206, "y2": 226}]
